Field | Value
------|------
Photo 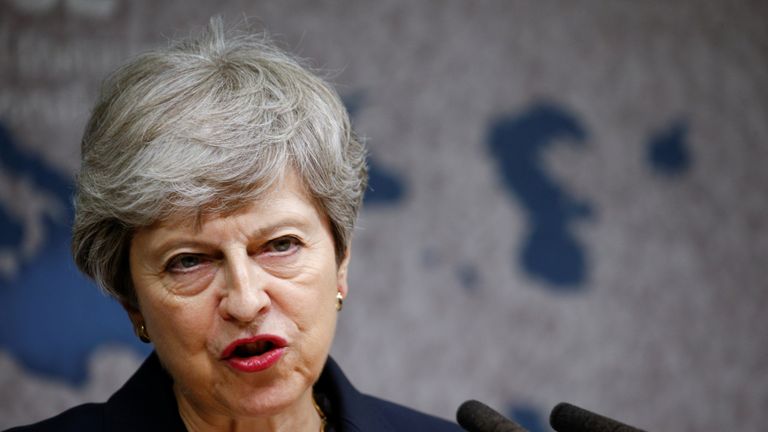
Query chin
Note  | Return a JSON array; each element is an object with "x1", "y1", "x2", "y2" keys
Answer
[
  {"x1": 226, "y1": 383, "x2": 306, "y2": 417},
  {"x1": 222, "y1": 366, "x2": 313, "y2": 413}
]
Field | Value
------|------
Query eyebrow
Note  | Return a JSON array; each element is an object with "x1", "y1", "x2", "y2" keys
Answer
[{"x1": 145, "y1": 215, "x2": 317, "y2": 258}]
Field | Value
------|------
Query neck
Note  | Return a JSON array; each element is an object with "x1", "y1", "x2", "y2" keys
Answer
[{"x1": 175, "y1": 387, "x2": 322, "y2": 432}]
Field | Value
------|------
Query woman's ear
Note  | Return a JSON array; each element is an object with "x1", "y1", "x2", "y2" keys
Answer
[
  {"x1": 121, "y1": 300, "x2": 144, "y2": 327},
  {"x1": 122, "y1": 300, "x2": 151, "y2": 343},
  {"x1": 336, "y1": 245, "x2": 351, "y2": 298}
]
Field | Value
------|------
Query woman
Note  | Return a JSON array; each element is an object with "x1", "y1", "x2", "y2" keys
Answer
[{"x1": 8, "y1": 20, "x2": 461, "y2": 432}]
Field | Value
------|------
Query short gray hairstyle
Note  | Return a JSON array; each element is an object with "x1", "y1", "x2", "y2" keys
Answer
[{"x1": 72, "y1": 19, "x2": 368, "y2": 305}]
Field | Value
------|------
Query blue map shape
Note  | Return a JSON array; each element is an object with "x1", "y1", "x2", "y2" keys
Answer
[
  {"x1": 508, "y1": 403, "x2": 552, "y2": 432},
  {"x1": 455, "y1": 262, "x2": 480, "y2": 292},
  {"x1": 0, "y1": 124, "x2": 149, "y2": 385},
  {"x1": 342, "y1": 92, "x2": 407, "y2": 206},
  {"x1": 487, "y1": 103, "x2": 593, "y2": 289},
  {"x1": 0, "y1": 203, "x2": 24, "y2": 247},
  {"x1": 647, "y1": 119, "x2": 691, "y2": 176},
  {"x1": 365, "y1": 157, "x2": 406, "y2": 205}
]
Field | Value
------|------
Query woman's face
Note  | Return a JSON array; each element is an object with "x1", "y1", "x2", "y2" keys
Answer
[{"x1": 127, "y1": 172, "x2": 349, "y2": 421}]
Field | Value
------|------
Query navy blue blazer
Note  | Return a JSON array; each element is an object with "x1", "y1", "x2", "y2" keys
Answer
[{"x1": 6, "y1": 352, "x2": 462, "y2": 431}]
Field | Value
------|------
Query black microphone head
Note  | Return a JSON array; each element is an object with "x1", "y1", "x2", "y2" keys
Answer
[
  {"x1": 457, "y1": 399, "x2": 528, "y2": 432},
  {"x1": 549, "y1": 402, "x2": 646, "y2": 432}
]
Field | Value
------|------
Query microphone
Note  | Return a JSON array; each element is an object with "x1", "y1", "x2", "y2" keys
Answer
[
  {"x1": 456, "y1": 400, "x2": 529, "y2": 432},
  {"x1": 549, "y1": 402, "x2": 647, "y2": 432}
]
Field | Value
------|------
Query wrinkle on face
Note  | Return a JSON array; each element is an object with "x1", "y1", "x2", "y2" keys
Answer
[{"x1": 125, "y1": 171, "x2": 349, "y2": 429}]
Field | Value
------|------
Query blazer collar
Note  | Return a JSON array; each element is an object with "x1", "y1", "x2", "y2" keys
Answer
[
  {"x1": 105, "y1": 352, "x2": 395, "y2": 432},
  {"x1": 315, "y1": 356, "x2": 397, "y2": 432},
  {"x1": 106, "y1": 351, "x2": 185, "y2": 431}
]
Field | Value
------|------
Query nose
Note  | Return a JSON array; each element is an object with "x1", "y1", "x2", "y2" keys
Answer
[{"x1": 218, "y1": 252, "x2": 271, "y2": 323}]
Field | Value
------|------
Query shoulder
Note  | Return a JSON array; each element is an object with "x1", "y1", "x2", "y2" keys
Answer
[
  {"x1": 4, "y1": 352, "x2": 183, "y2": 432},
  {"x1": 361, "y1": 394, "x2": 464, "y2": 431},
  {"x1": 317, "y1": 357, "x2": 462, "y2": 431},
  {"x1": 3, "y1": 403, "x2": 104, "y2": 432}
]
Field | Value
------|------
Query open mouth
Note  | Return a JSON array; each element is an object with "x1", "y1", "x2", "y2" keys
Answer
[
  {"x1": 233, "y1": 340, "x2": 277, "y2": 358},
  {"x1": 221, "y1": 335, "x2": 287, "y2": 360}
]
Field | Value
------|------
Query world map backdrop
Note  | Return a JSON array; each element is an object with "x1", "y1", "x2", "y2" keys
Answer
[{"x1": 1, "y1": 1, "x2": 767, "y2": 431}]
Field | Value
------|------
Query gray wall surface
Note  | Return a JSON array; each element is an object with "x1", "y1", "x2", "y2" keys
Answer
[{"x1": 1, "y1": 1, "x2": 767, "y2": 431}]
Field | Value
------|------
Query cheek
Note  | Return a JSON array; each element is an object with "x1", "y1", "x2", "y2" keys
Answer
[
  {"x1": 275, "y1": 271, "x2": 339, "y2": 338},
  {"x1": 141, "y1": 291, "x2": 218, "y2": 353},
  {"x1": 288, "y1": 272, "x2": 338, "y2": 317}
]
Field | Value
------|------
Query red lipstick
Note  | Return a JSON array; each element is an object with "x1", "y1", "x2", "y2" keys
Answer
[{"x1": 221, "y1": 335, "x2": 287, "y2": 373}]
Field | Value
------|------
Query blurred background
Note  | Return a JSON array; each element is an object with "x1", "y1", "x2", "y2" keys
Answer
[{"x1": 1, "y1": 1, "x2": 767, "y2": 430}]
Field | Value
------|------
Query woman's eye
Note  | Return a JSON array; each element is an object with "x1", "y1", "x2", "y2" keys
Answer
[
  {"x1": 167, "y1": 254, "x2": 204, "y2": 272},
  {"x1": 266, "y1": 237, "x2": 300, "y2": 254}
]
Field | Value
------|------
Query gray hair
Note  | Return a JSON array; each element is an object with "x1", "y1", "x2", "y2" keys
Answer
[{"x1": 72, "y1": 19, "x2": 368, "y2": 305}]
